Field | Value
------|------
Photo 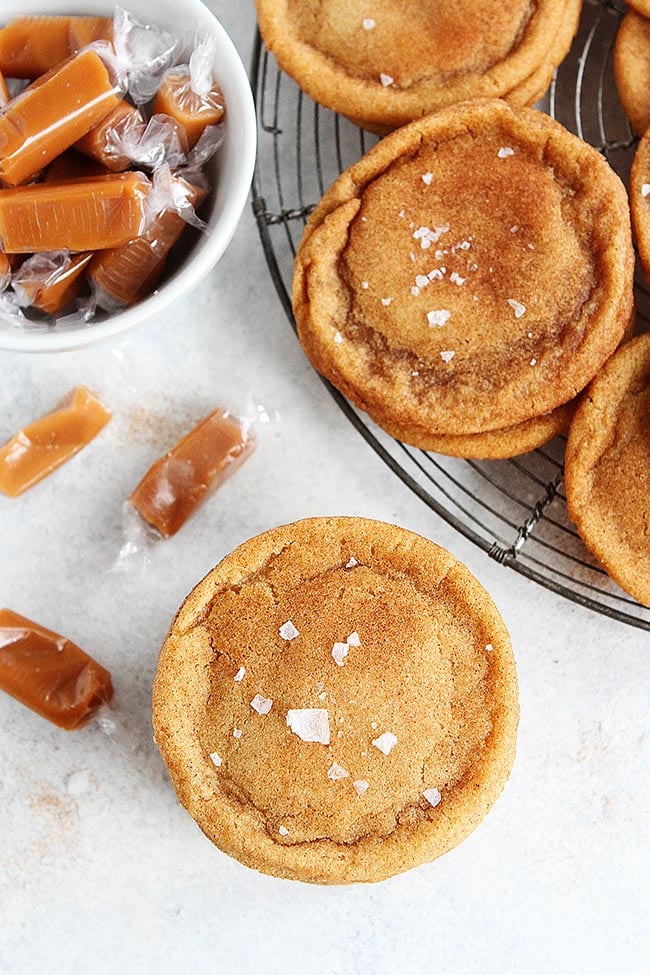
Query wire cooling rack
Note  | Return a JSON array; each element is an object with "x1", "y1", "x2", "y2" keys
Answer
[{"x1": 250, "y1": 0, "x2": 650, "y2": 630}]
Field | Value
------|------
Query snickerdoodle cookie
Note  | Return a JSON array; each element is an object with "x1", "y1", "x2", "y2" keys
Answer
[
  {"x1": 565, "y1": 334, "x2": 650, "y2": 608},
  {"x1": 614, "y1": 11, "x2": 650, "y2": 135},
  {"x1": 255, "y1": 0, "x2": 581, "y2": 132},
  {"x1": 153, "y1": 517, "x2": 519, "y2": 883},
  {"x1": 292, "y1": 100, "x2": 634, "y2": 451}
]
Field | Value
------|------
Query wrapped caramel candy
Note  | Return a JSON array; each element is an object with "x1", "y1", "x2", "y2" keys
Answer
[
  {"x1": 75, "y1": 100, "x2": 146, "y2": 173},
  {"x1": 0, "y1": 15, "x2": 113, "y2": 78},
  {"x1": 44, "y1": 150, "x2": 112, "y2": 183},
  {"x1": 12, "y1": 252, "x2": 93, "y2": 315},
  {"x1": 0, "y1": 386, "x2": 111, "y2": 497},
  {"x1": 0, "y1": 172, "x2": 150, "y2": 253},
  {"x1": 0, "y1": 609, "x2": 113, "y2": 730},
  {"x1": 130, "y1": 409, "x2": 255, "y2": 537},
  {"x1": 89, "y1": 170, "x2": 206, "y2": 308},
  {"x1": 153, "y1": 36, "x2": 225, "y2": 149}
]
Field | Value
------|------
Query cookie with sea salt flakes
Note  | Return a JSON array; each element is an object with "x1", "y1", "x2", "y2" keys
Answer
[
  {"x1": 152, "y1": 516, "x2": 519, "y2": 884},
  {"x1": 630, "y1": 129, "x2": 650, "y2": 284},
  {"x1": 565, "y1": 334, "x2": 650, "y2": 608},
  {"x1": 255, "y1": 0, "x2": 581, "y2": 133},
  {"x1": 614, "y1": 11, "x2": 650, "y2": 135},
  {"x1": 292, "y1": 99, "x2": 634, "y2": 448}
]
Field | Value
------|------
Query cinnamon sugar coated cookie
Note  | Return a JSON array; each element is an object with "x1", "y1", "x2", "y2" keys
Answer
[
  {"x1": 630, "y1": 130, "x2": 650, "y2": 284},
  {"x1": 614, "y1": 11, "x2": 650, "y2": 135},
  {"x1": 153, "y1": 517, "x2": 519, "y2": 883},
  {"x1": 255, "y1": 0, "x2": 581, "y2": 133},
  {"x1": 292, "y1": 100, "x2": 634, "y2": 452},
  {"x1": 565, "y1": 335, "x2": 650, "y2": 609},
  {"x1": 626, "y1": 0, "x2": 650, "y2": 18}
]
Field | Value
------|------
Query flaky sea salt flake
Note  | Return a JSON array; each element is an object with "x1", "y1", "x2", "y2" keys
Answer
[
  {"x1": 233, "y1": 728, "x2": 242, "y2": 739},
  {"x1": 347, "y1": 631, "x2": 361, "y2": 647},
  {"x1": 372, "y1": 731, "x2": 398, "y2": 755},
  {"x1": 332, "y1": 642, "x2": 349, "y2": 666},
  {"x1": 279, "y1": 620, "x2": 299, "y2": 641},
  {"x1": 362, "y1": 280, "x2": 369, "y2": 289},
  {"x1": 485, "y1": 643, "x2": 493, "y2": 653},
  {"x1": 334, "y1": 331, "x2": 344, "y2": 344},
  {"x1": 440, "y1": 350, "x2": 455, "y2": 363},
  {"x1": 381, "y1": 297, "x2": 393, "y2": 306},
  {"x1": 507, "y1": 298, "x2": 526, "y2": 318},
  {"x1": 234, "y1": 666, "x2": 245, "y2": 682},
  {"x1": 498, "y1": 147, "x2": 515, "y2": 158},
  {"x1": 530, "y1": 358, "x2": 537, "y2": 367},
  {"x1": 411, "y1": 286, "x2": 420, "y2": 297},
  {"x1": 427, "y1": 309, "x2": 451, "y2": 328},
  {"x1": 363, "y1": 18, "x2": 376, "y2": 29},
  {"x1": 415, "y1": 274, "x2": 429, "y2": 288},
  {"x1": 379, "y1": 72, "x2": 393, "y2": 87},
  {"x1": 422, "y1": 172, "x2": 433, "y2": 185},
  {"x1": 642, "y1": 183, "x2": 650, "y2": 198},
  {"x1": 251, "y1": 694, "x2": 273, "y2": 715},
  {"x1": 286, "y1": 708, "x2": 330, "y2": 744},
  {"x1": 279, "y1": 825, "x2": 289, "y2": 835},
  {"x1": 353, "y1": 780, "x2": 370, "y2": 797},
  {"x1": 423, "y1": 787, "x2": 442, "y2": 807},
  {"x1": 209, "y1": 752, "x2": 222, "y2": 767},
  {"x1": 328, "y1": 762, "x2": 349, "y2": 781},
  {"x1": 449, "y1": 272, "x2": 465, "y2": 285},
  {"x1": 346, "y1": 556, "x2": 359, "y2": 568}
]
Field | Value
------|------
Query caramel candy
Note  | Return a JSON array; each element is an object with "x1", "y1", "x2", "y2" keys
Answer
[
  {"x1": 75, "y1": 100, "x2": 146, "y2": 173},
  {"x1": 0, "y1": 48, "x2": 121, "y2": 186},
  {"x1": 0, "y1": 386, "x2": 111, "y2": 497},
  {"x1": 130, "y1": 409, "x2": 254, "y2": 537},
  {"x1": 0, "y1": 16, "x2": 113, "y2": 79},
  {"x1": 44, "y1": 150, "x2": 111, "y2": 183},
  {"x1": 0, "y1": 172, "x2": 150, "y2": 253},
  {"x1": 0, "y1": 609, "x2": 113, "y2": 730},
  {"x1": 12, "y1": 252, "x2": 93, "y2": 315},
  {"x1": 88, "y1": 177, "x2": 206, "y2": 306},
  {"x1": 0, "y1": 249, "x2": 9, "y2": 289},
  {"x1": 0, "y1": 69, "x2": 9, "y2": 106},
  {"x1": 153, "y1": 69, "x2": 225, "y2": 148}
]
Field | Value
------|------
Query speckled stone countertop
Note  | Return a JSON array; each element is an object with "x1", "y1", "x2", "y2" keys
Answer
[{"x1": 1, "y1": 3, "x2": 648, "y2": 973}]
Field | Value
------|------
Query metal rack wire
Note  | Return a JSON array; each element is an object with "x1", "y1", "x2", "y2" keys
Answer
[{"x1": 250, "y1": 0, "x2": 650, "y2": 631}]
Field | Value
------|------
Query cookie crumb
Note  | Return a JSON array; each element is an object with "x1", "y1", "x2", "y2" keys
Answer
[{"x1": 372, "y1": 731, "x2": 398, "y2": 755}]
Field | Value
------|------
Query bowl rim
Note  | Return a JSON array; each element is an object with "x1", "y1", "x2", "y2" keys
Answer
[{"x1": 0, "y1": 2, "x2": 257, "y2": 353}]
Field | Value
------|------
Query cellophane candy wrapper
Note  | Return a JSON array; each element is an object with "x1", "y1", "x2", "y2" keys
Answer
[
  {"x1": 11, "y1": 251, "x2": 93, "y2": 316},
  {"x1": 126, "y1": 114, "x2": 188, "y2": 171},
  {"x1": 110, "y1": 6, "x2": 178, "y2": 104}
]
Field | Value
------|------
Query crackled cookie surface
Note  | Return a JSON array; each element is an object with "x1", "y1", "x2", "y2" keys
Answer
[
  {"x1": 255, "y1": 0, "x2": 581, "y2": 132},
  {"x1": 565, "y1": 335, "x2": 650, "y2": 608},
  {"x1": 293, "y1": 100, "x2": 634, "y2": 445},
  {"x1": 614, "y1": 11, "x2": 650, "y2": 135},
  {"x1": 153, "y1": 517, "x2": 519, "y2": 883}
]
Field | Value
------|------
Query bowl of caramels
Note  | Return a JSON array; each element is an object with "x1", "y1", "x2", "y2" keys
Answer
[{"x1": 0, "y1": 0, "x2": 257, "y2": 352}]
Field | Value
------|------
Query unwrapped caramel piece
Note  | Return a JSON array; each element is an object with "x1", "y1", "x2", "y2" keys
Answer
[
  {"x1": 0, "y1": 47, "x2": 120, "y2": 186},
  {"x1": 75, "y1": 100, "x2": 146, "y2": 173},
  {"x1": 0, "y1": 386, "x2": 111, "y2": 497},
  {"x1": 0, "y1": 609, "x2": 113, "y2": 730},
  {"x1": 0, "y1": 68, "x2": 9, "y2": 106},
  {"x1": 0, "y1": 16, "x2": 113, "y2": 79},
  {"x1": 130, "y1": 409, "x2": 254, "y2": 537},
  {"x1": 0, "y1": 172, "x2": 150, "y2": 253},
  {"x1": 153, "y1": 69, "x2": 225, "y2": 148},
  {"x1": 44, "y1": 150, "x2": 111, "y2": 183},
  {"x1": 12, "y1": 252, "x2": 93, "y2": 315},
  {"x1": 88, "y1": 177, "x2": 206, "y2": 306}
]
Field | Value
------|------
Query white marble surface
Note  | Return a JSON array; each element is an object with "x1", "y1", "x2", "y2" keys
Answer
[{"x1": 1, "y1": 3, "x2": 649, "y2": 973}]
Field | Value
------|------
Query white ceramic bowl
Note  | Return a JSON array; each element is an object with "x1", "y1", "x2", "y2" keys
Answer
[{"x1": 0, "y1": 0, "x2": 256, "y2": 352}]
